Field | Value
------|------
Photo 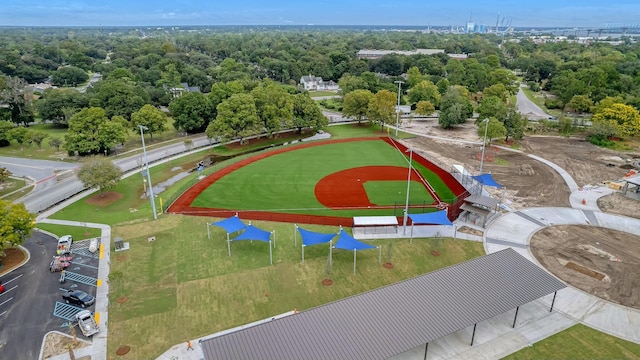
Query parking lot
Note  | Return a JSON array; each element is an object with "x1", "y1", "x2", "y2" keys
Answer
[{"x1": 0, "y1": 231, "x2": 101, "y2": 360}]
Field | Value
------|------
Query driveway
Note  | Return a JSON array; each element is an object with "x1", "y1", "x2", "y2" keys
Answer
[
  {"x1": 516, "y1": 86, "x2": 550, "y2": 120},
  {"x1": 0, "y1": 231, "x2": 96, "y2": 360}
]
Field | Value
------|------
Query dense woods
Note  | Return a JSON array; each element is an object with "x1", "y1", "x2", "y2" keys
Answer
[{"x1": 0, "y1": 26, "x2": 639, "y2": 154}]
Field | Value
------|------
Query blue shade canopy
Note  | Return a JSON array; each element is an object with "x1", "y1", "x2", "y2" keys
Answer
[
  {"x1": 233, "y1": 225, "x2": 271, "y2": 242},
  {"x1": 408, "y1": 210, "x2": 453, "y2": 225},
  {"x1": 298, "y1": 227, "x2": 336, "y2": 246},
  {"x1": 334, "y1": 230, "x2": 376, "y2": 251},
  {"x1": 472, "y1": 173, "x2": 503, "y2": 188},
  {"x1": 212, "y1": 216, "x2": 247, "y2": 233}
]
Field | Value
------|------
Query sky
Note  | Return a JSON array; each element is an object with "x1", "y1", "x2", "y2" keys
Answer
[{"x1": 1, "y1": 0, "x2": 639, "y2": 28}]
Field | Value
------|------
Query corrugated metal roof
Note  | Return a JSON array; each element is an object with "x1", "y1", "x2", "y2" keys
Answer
[
  {"x1": 201, "y1": 248, "x2": 565, "y2": 360},
  {"x1": 464, "y1": 194, "x2": 500, "y2": 209}
]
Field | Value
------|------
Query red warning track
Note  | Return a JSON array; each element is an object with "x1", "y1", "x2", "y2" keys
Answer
[{"x1": 167, "y1": 137, "x2": 464, "y2": 226}]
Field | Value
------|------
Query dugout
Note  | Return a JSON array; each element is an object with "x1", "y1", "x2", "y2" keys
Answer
[{"x1": 352, "y1": 216, "x2": 399, "y2": 236}]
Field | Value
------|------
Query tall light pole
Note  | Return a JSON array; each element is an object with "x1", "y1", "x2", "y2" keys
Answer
[
  {"x1": 394, "y1": 80, "x2": 404, "y2": 136},
  {"x1": 139, "y1": 125, "x2": 157, "y2": 220},
  {"x1": 479, "y1": 118, "x2": 489, "y2": 175},
  {"x1": 403, "y1": 147, "x2": 413, "y2": 235}
]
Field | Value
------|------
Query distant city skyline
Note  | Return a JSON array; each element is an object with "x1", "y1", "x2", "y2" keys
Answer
[{"x1": 2, "y1": 0, "x2": 639, "y2": 28}]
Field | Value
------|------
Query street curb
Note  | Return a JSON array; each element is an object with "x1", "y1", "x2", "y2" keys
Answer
[
  {"x1": 0, "y1": 245, "x2": 30, "y2": 277},
  {"x1": 38, "y1": 330, "x2": 91, "y2": 360}
]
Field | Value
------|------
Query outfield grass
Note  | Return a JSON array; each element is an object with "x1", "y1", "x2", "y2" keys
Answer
[
  {"x1": 503, "y1": 323, "x2": 640, "y2": 360},
  {"x1": 191, "y1": 139, "x2": 455, "y2": 217},
  {"x1": 107, "y1": 214, "x2": 485, "y2": 359},
  {"x1": 364, "y1": 180, "x2": 434, "y2": 206}
]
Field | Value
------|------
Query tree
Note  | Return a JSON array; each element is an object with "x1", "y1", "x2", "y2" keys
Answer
[
  {"x1": 206, "y1": 93, "x2": 261, "y2": 144},
  {"x1": 445, "y1": 59, "x2": 466, "y2": 85},
  {"x1": 292, "y1": 93, "x2": 327, "y2": 133},
  {"x1": 592, "y1": 103, "x2": 640, "y2": 138},
  {"x1": 438, "y1": 86, "x2": 473, "y2": 129},
  {"x1": 590, "y1": 96, "x2": 624, "y2": 115},
  {"x1": 482, "y1": 83, "x2": 509, "y2": 102},
  {"x1": 436, "y1": 78, "x2": 450, "y2": 95},
  {"x1": 489, "y1": 68, "x2": 518, "y2": 94},
  {"x1": 0, "y1": 167, "x2": 11, "y2": 182},
  {"x1": 477, "y1": 118, "x2": 507, "y2": 144},
  {"x1": 251, "y1": 83, "x2": 294, "y2": 137},
  {"x1": 338, "y1": 74, "x2": 368, "y2": 95},
  {"x1": 0, "y1": 121, "x2": 13, "y2": 147},
  {"x1": 342, "y1": 89, "x2": 374, "y2": 123},
  {"x1": 93, "y1": 78, "x2": 150, "y2": 120},
  {"x1": 406, "y1": 66, "x2": 424, "y2": 88},
  {"x1": 64, "y1": 107, "x2": 120, "y2": 155},
  {"x1": 28, "y1": 131, "x2": 48, "y2": 148},
  {"x1": 415, "y1": 101, "x2": 435, "y2": 116},
  {"x1": 408, "y1": 80, "x2": 441, "y2": 107},
  {"x1": 565, "y1": 95, "x2": 593, "y2": 114},
  {"x1": 0, "y1": 76, "x2": 34, "y2": 126},
  {"x1": 131, "y1": 105, "x2": 168, "y2": 139},
  {"x1": 367, "y1": 89, "x2": 397, "y2": 131},
  {"x1": 439, "y1": 103, "x2": 467, "y2": 129},
  {"x1": 503, "y1": 108, "x2": 527, "y2": 142},
  {"x1": 0, "y1": 199, "x2": 35, "y2": 254},
  {"x1": 7, "y1": 127, "x2": 29, "y2": 148},
  {"x1": 51, "y1": 66, "x2": 89, "y2": 87},
  {"x1": 77, "y1": 157, "x2": 123, "y2": 197},
  {"x1": 169, "y1": 92, "x2": 214, "y2": 133},
  {"x1": 477, "y1": 96, "x2": 508, "y2": 123},
  {"x1": 36, "y1": 88, "x2": 88, "y2": 125}
]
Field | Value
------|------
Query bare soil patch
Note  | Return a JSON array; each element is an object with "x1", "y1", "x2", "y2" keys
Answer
[
  {"x1": 0, "y1": 247, "x2": 27, "y2": 275},
  {"x1": 42, "y1": 332, "x2": 90, "y2": 359},
  {"x1": 597, "y1": 192, "x2": 640, "y2": 220},
  {"x1": 116, "y1": 345, "x2": 131, "y2": 355},
  {"x1": 321, "y1": 278, "x2": 334, "y2": 286},
  {"x1": 85, "y1": 191, "x2": 123, "y2": 206},
  {"x1": 530, "y1": 225, "x2": 640, "y2": 308},
  {"x1": 383, "y1": 262, "x2": 394, "y2": 269}
]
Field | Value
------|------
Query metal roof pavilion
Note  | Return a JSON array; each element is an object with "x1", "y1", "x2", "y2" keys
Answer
[{"x1": 201, "y1": 248, "x2": 566, "y2": 360}]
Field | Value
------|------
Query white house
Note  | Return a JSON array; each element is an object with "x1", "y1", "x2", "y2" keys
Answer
[{"x1": 300, "y1": 75, "x2": 340, "y2": 91}]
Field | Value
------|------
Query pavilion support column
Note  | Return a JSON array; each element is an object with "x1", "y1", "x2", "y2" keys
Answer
[
  {"x1": 512, "y1": 306, "x2": 520, "y2": 328},
  {"x1": 470, "y1": 323, "x2": 477, "y2": 346},
  {"x1": 550, "y1": 291, "x2": 557, "y2": 312},
  {"x1": 423, "y1": 342, "x2": 429, "y2": 360}
]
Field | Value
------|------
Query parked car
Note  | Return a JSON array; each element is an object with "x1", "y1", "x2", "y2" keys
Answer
[
  {"x1": 0, "y1": 281, "x2": 4, "y2": 293},
  {"x1": 62, "y1": 289, "x2": 95, "y2": 307}
]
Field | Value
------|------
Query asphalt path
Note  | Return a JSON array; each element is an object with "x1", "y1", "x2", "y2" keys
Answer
[
  {"x1": 0, "y1": 231, "x2": 83, "y2": 360},
  {"x1": 516, "y1": 86, "x2": 550, "y2": 120}
]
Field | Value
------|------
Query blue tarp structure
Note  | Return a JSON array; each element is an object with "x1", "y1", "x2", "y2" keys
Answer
[
  {"x1": 407, "y1": 210, "x2": 454, "y2": 244},
  {"x1": 207, "y1": 215, "x2": 250, "y2": 256},
  {"x1": 332, "y1": 229, "x2": 380, "y2": 273},
  {"x1": 232, "y1": 225, "x2": 274, "y2": 265},
  {"x1": 472, "y1": 173, "x2": 503, "y2": 188},
  {"x1": 296, "y1": 227, "x2": 336, "y2": 263},
  {"x1": 234, "y1": 225, "x2": 272, "y2": 242},
  {"x1": 212, "y1": 216, "x2": 247, "y2": 234},
  {"x1": 408, "y1": 210, "x2": 452, "y2": 225}
]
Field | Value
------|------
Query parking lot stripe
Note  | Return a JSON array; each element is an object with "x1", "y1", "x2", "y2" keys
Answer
[
  {"x1": 0, "y1": 285, "x2": 18, "y2": 295},
  {"x1": 95, "y1": 312, "x2": 100, "y2": 323},
  {"x1": 0, "y1": 297, "x2": 13, "y2": 306},
  {"x1": 3, "y1": 274, "x2": 23, "y2": 285},
  {"x1": 99, "y1": 243, "x2": 104, "y2": 259},
  {"x1": 0, "y1": 311, "x2": 6, "y2": 316}
]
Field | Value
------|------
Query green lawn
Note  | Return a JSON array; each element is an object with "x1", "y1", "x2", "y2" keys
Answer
[
  {"x1": 0, "y1": 177, "x2": 29, "y2": 199},
  {"x1": 191, "y1": 139, "x2": 455, "y2": 217},
  {"x1": 35, "y1": 223, "x2": 102, "y2": 241},
  {"x1": 503, "y1": 323, "x2": 640, "y2": 360},
  {"x1": 309, "y1": 90, "x2": 340, "y2": 97},
  {"x1": 107, "y1": 214, "x2": 485, "y2": 359},
  {"x1": 364, "y1": 180, "x2": 434, "y2": 206}
]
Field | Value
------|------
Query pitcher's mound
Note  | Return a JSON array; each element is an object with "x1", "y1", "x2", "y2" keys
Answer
[{"x1": 85, "y1": 192, "x2": 123, "y2": 206}]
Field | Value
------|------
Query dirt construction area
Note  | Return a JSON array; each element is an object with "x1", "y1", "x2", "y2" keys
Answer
[{"x1": 402, "y1": 119, "x2": 640, "y2": 309}]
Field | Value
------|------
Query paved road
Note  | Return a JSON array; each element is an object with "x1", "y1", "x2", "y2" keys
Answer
[
  {"x1": 0, "y1": 156, "x2": 77, "y2": 183},
  {"x1": 516, "y1": 86, "x2": 550, "y2": 120},
  {"x1": 0, "y1": 231, "x2": 85, "y2": 360},
  {"x1": 18, "y1": 135, "x2": 216, "y2": 213},
  {"x1": 77, "y1": 73, "x2": 102, "y2": 93}
]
